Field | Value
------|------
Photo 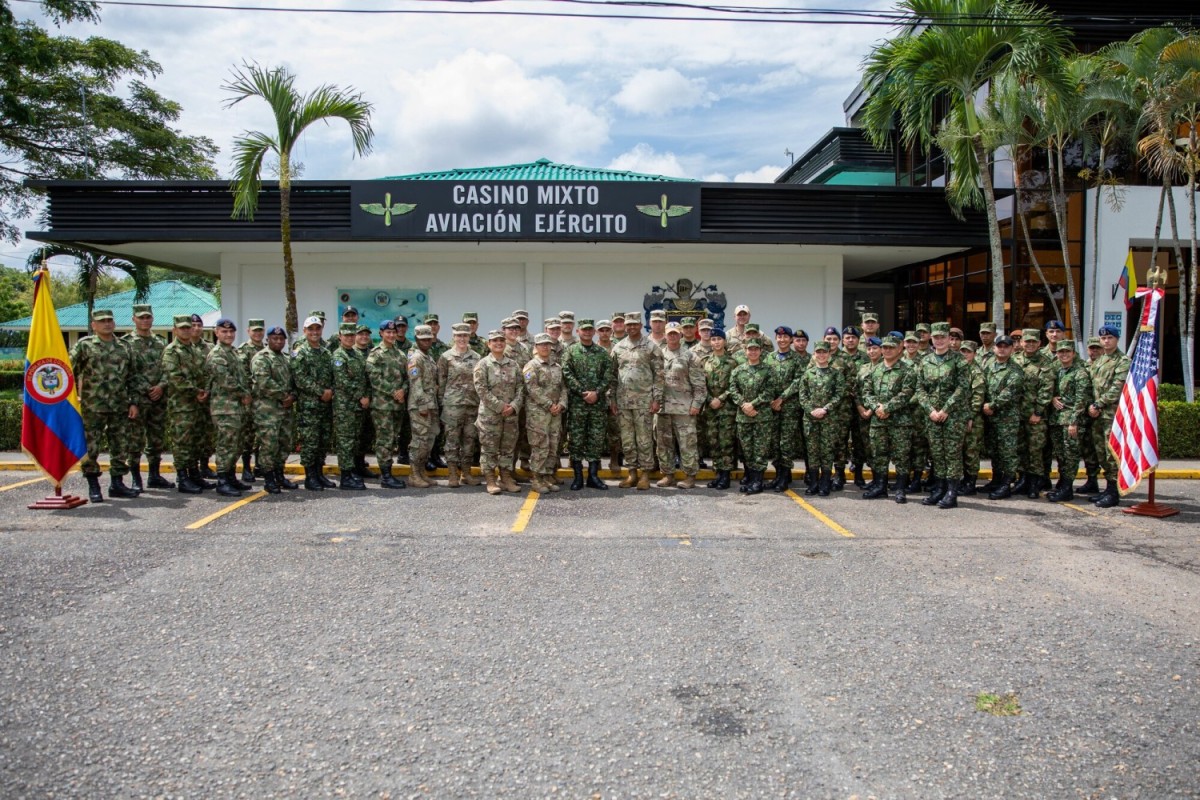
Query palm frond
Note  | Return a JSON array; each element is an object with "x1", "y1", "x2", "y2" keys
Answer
[{"x1": 228, "y1": 131, "x2": 277, "y2": 221}]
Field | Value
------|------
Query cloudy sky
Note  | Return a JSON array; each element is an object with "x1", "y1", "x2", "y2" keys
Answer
[{"x1": 3, "y1": 0, "x2": 897, "y2": 269}]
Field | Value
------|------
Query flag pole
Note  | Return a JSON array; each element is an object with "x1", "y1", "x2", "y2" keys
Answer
[{"x1": 1123, "y1": 261, "x2": 1177, "y2": 518}]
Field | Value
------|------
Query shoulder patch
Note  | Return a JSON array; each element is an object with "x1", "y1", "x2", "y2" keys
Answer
[
  {"x1": 333, "y1": 359, "x2": 343, "y2": 367},
  {"x1": 524, "y1": 371, "x2": 533, "y2": 381},
  {"x1": 409, "y1": 367, "x2": 420, "y2": 377}
]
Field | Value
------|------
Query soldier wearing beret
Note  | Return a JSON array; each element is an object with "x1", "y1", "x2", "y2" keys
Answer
[
  {"x1": 123, "y1": 304, "x2": 173, "y2": 490},
  {"x1": 251, "y1": 326, "x2": 297, "y2": 494},
  {"x1": 438, "y1": 323, "x2": 482, "y2": 488},
  {"x1": 205, "y1": 318, "x2": 254, "y2": 496}
]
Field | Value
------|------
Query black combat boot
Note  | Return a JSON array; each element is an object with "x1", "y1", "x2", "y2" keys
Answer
[
  {"x1": 317, "y1": 463, "x2": 337, "y2": 488},
  {"x1": 85, "y1": 474, "x2": 104, "y2": 503},
  {"x1": 1010, "y1": 473, "x2": 1029, "y2": 495},
  {"x1": 937, "y1": 481, "x2": 959, "y2": 509},
  {"x1": 959, "y1": 476, "x2": 977, "y2": 496},
  {"x1": 1094, "y1": 480, "x2": 1120, "y2": 508},
  {"x1": 177, "y1": 468, "x2": 203, "y2": 495},
  {"x1": 229, "y1": 470, "x2": 251, "y2": 491},
  {"x1": 1026, "y1": 474, "x2": 1044, "y2": 499},
  {"x1": 129, "y1": 462, "x2": 144, "y2": 494},
  {"x1": 380, "y1": 461, "x2": 407, "y2": 490},
  {"x1": 192, "y1": 462, "x2": 215, "y2": 490},
  {"x1": 1076, "y1": 474, "x2": 1100, "y2": 495},
  {"x1": 570, "y1": 461, "x2": 585, "y2": 491},
  {"x1": 905, "y1": 470, "x2": 922, "y2": 494},
  {"x1": 817, "y1": 469, "x2": 832, "y2": 497},
  {"x1": 980, "y1": 472, "x2": 1004, "y2": 493},
  {"x1": 241, "y1": 452, "x2": 256, "y2": 484},
  {"x1": 745, "y1": 469, "x2": 764, "y2": 495},
  {"x1": 852, "y1": 464, "x2": 867, "y2": 489},
  {"x1": 262, "y1": 470, "x2": 280, "y2": 494},
  {"x1": 199, "y1": 460, "x2": 218, "y2": 480},
  {"x1": 922, "y1": 479, "x2": 946, "y2": 506},
  {"x1": 863, "y1": 478, "x2": 888, "y2": 499},
  {"x1": 988, "y1": 475, "x2": 1013, "y2": 500},
  {"x1": 893, "y1": 482, "x2": 907, "y2": 504},
  {"x1": 586, "y1": 461, "x2": 608, "y2": 490},
  {"x1": 805, "y1": 470, "x2": 821, "y2": 496},
  {"x1": 355, "y1": 455, "x2": 372, "y2": 480},
  {"x1": 714, "y1": 470, "x2": 731, "y2": 490},
  {"x1": 1047, "y1": 478, "x2": 1073, "y2": 503},
  {"x1": 707, "y1": 469, "x2": 721, "y2": 489},
  {"x1": 339, "y1": 470, "x2": 365, "y2": 490},
  {"x1": 773, "y1": 468, "x2": 792, "y2": 493},
  {"x1": 109, "y1": 474, "x2": 139, "y2": 499},
  {"x1": 215, "y1": 472, "x2": 243, "y2": 497},
  {"x1": 831, "y1": 465, "x2": 846, "y2": 491},
  {"x1": 304, "y1": 464, "x2": 325, "y2": 491},
  {"x1": 147, "y1": 459, "x2": 174, "y2": 489},
  {"x1": 275, "y1": 468, "x2": 298, "y2": 490}
]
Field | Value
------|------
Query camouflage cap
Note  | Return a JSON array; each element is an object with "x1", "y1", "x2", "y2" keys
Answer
[
  {"x1": 861, "y1": 312, "x2": 879, "y2": 323},
  {"x1": 649, "y1": 309, "x2": 667, "y2": 321},
  {"x1": 745, "y1": 338, "x2": 763, "y2": 349},
  {"x1": 486, "y1": 329, "x2": 505, "y2": 341},
  {"x1": 132, "y1": 304, "x2": 153, "y2": 317},
  {"x1": 451, "y1": 323, "x2": 471, "y2": 335},
  {"x1": 612, "y1": 312, "x2": 626, "y2": 323},
  {"x1": 462, "y1": 312, "x2": 479, "y2": 322},
  {"x1": 501, "y1": 317, "x2": 521, "y2": 329},
  {"x1": 544, "y1": 317, "x2": 562, "y2": 327},
  {"x1": 338, "y1": 322, "x2": 357, "y2": 335},
  {"x1": 577, "y1": 319, "x2": 595, "y2": 330},
  {"x1": 173, "y1": 314, "x2": 193, "y2": 328},
  {"x1": 745, "y1": 323, "x2": 761, "y2": 333},
  {"x1": 423, "y1": 313, "x2": 439, "y2": 323},
  {"x1": 1086, "y1": 336, "x2": 1102, "y2": 348},
  {"x1": 915, "y1": 323, "x2": 931, "y2": 333},
  {"x1": 904, "y1": 331, "x2": 919, "y2": 343},
  {"x1": 596, "y1": 319, "x2": 612, "y2": 329},
  {"x1": 558, "y1": 310, "x2": 575, "y2": 321},
  {"x1": 980, "y1": 322, "x2": 997, "y2": 333},
  {"x1": 512, "y1": 309, "x2": 530, "y2": 319},
  {"x1": 881, "y1": 335, "x2": 901, "y2": 348},
  {"x1": 949, "y1": 327, "x2": 964, "y2": 338},
  {"x1": 414, "y1": 325, "x2": 434, "y2": 339},
  {"x1": 624, "y1": 312, "x2": 642, "y2": 324},
  {"x1": 1022, "y1": 329, "x2": 1042, "y2": 342},
  {"x1": 1056, "y1": 339, "x2": 1076, "y2": 352},
  {"x1": 960, "y1": 340, "x2": 977, "y2": 352},
  {"x1": 91, "y1": 309, "x2": 114, "y2": 321},
  {"x1": 534, "y1": 332, "x2": 553, "y2": 345},
  {"x1": 930, "y1": 322, "x2": 951, "y2": 335},
  {"x1": 813, "y1": 340, "x2": 831, "y2": 352},
  {"x1": 248, "y1": 319, "x2": 266, "y2": 330},
  {"x1": 355, "y1": 324, "x2": 371, "y2": 334},
  {"x1": 697, "y1": 318, "x2": 714, "y2": 330},
  {"x1": 680, "y1": 317, "x2": 697, "y2": 327},
  {"x1": 308, "y1": 309, "x2": 326, "y2": 320}
]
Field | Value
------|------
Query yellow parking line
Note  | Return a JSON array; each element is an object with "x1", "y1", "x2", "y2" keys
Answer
[
  {"x1": 0, "y1": 477, "x2": 46, "y2": 492},
  {"x1": 511, "y1": 491, "x2": 540, "y2": 533},
  {"x1": 784, "y1": 490, "x2": 856, "y2": 538},
  {"x1": 1063, "y1": 502, "x2": 1100, "y2": 517},
  {"x1": 185, "y1": 490, "x2": 269, "y2": 530}
]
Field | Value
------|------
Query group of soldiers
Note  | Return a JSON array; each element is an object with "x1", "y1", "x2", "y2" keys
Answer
[{"x1": 66, "y1": 300, "x2": 1132, "y2": 510}]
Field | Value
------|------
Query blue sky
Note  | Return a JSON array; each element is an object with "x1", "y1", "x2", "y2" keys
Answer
[{"x1": 3, "y1": 0, "x2": 895, "y2": 270}]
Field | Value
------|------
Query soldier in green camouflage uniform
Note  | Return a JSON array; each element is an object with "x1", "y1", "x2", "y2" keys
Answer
[
  {"x1": 838, "y1": 327, "x2": 872, "y2": 489},
  {"x1": 980, "y1": 335, "x2": 1024, "y2": 500},
  {"x1": 900, "y1": 331, "x2": 929, "y2": 491},
  {"x1": 366, "y1": 319, "x2": 409, "y2": 490},
  {"x1": 390, "y1": 316, "x2": 413, "y2": 463},
  {"x1": 123, "y1": 304, "x2": 172, "y2": 490},
  {"x1": 438, "y1": 323, "x2": 482, "y2": 488},
  {"x1": 523, "y1": 333, "x2": 568, "y2": 493},
  {"x1": 795, "y1": 341, "x2": 846, "y2": 497},
  {"x1": 913, "y1": 322, "x2": 972, "y2": 508},
  {"x1": 728, "y1": 339, "x2": 777, "y2": 494},
  {"x1": 330, "y1": 323, "x2": 369, "y2": 490},
  {"x1": 475, "y1": 330, "x2": 525, "y2": 495},
  {"x1": 162, "y1": 315, "x2": 210, "y2": 494},
  {"x1": 406, "y1": 324, "x2": 441, "y2": 488},
  {"x1": 768, "y1": 326, "x2": 805, "y2": 492},
  {"x1": 205, "y1": 318, "x2": 253, "y2": 496},
  {"x1": 977, "y1": 322, "x2": 998, "y2": 367},
  {"x1": 861, "y1": 336, "x2": 916, "y2": 502},
  {"x1": 958, "y1": 341, "x2": 986, "y2": 494},
  {"x1": 234, "y1": 319, "x2": 267, "y2": 483},
  {"x1": 611, "y1": 312, "x2": 665, "y2": 490},
  {"x1": 1087, "y1": 326, "x2": 1132, "y2": 507},
  {"x1": 70, "y1": 308, "x2": 139, "y2": 502},
  {"x1": 1046, "y1": 340, "x2": 1094, "y2": 502},
  {"x1": 1076, "y1": 337, "x2": 1104, "y2": 494},
  {"x1": 703, "y1": 328, "x2": 738, "y2": 489},
  {"x1": 562, "y1": 319, "x2": 614, "y2": 490},
  {"x1": 292, "y1": 315, "x2": 337, "y2": 491},
  {"x1": 1013, "y1": 329, "x2": 1055, "y2": 498},
  {"x1": 655, "y1": 322, "x2": 706, "y2": 489},
  {"x1": 250, "y1": 326, "x2": 296, "y2": 494}
]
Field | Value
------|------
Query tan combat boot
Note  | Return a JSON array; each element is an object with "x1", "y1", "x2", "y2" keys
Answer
[
  {"x1": 529, "y1": 474, "x2": 548, "y2": 493},
  {"x1": 636, "y1": 471, "x2": 651, "y2": 490},
  {"x1": 679, "y1": 474, "x2": 696, "y2": 489},
  {"x1": 460, "y1": 466, "x2": 481, "y2": 486},
  {"x1": 656, "y1": 472, "x2": 677, "y2": 488},
  {"x1": 446, "y1": 463, "x2": 461, "y2": 488},
  {"x1": 486, "y1": 470, "x2": 502, "y2": 495},
  {"x1": 619, "y1": 469, "x2": 638, "y2": 489},
  {"x1": 408, "y1": 464, "x2": 432, "y2": 489},
  {"x1": 499, "y1": 469, "x2": 521, "y2": 493}
]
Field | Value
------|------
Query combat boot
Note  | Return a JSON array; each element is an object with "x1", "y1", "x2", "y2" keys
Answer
[
  {"x1": 773, "y1": 468, "x2": 793, "y2": 493},
  {"x1": 893, "y1": 483, "x2": 907, "y2": 504},
  {"x1": 499, "y1": 469, "x2": 520, "y2": 493},
  {"x1": 636, "y1": 470, "x2": 651, "y2": 491},
  {"x1": 84, "y1": 474, "x2": 104, "y2": 503},
  {"x1": 380, "y1": 461, "x2": 407, "y2": 490},
  {"x1": 109, "y1": 474, "x2": 139, "y2": 499},
  {"x1": 177, "y1": 468, "x2": 203, "y2": 495},
  {"x1": 1094, "y1": 480, "x2": 1120, "y2": 508},
  {"x1": 1026, "y1": 474, "x2": 1044, "y2": 499},
  {"x1": 460, "y1": 466, "x2": 480, "y2": 486},
  {"x1": 215, "y1": 472, "x2": 243, "y2": 497},
  {"x1": 147, "y1": 459, "x2": 174, "y2": 489},
  {"x1": 486, "y1": 472, "x2": 502, "y2": 495},
  {"x1": 922, "y1": 479, "x2": 946, "y2": 506},
  {"x1": 905, "y1": 470, "x2": 922, "y2": 494},
  {"x1": 262, "y1": 470, "x2": 280, "y2": 494},
  {"x1": 199, "y1": 460, "x2": 218, "y2": 480},
  {"x1": 610, "y1": 446, "x2": 623, "y2": 470},
  {"x1": 768, "y1": 464, "x2": 786, "y2": 491},
  {"x1": 1047, "y1": 478, "x2": 1073, "y2": 503},
  {"x1": 275, "y1": 468, "x2": 298, "y2": 490},
  {"x1": 241, "y1": 452, "x2": 256, "y2": 484},
  {"x1": 862, "y1": 478, "x2": 888, "y2": 500},
  {"x1": 715, "y1": 470, "x2": 731, "y2": 490},
  {"x1": 446, "y1": 463, "x2": 462, "y2": 488},
  {"x1": 543, "y1": 473, "x2": 561, "y2": 493},
  {"x1": 570, "y1": 460, "x2": 585, "y2": 491},
  {"x1": 1010, "y1": 474, "x2": 1029, "y2": 495},
  {"x1": 656, "y1": 471, "x2": 677, "y2": 488},
  {"x1": 586, "y1": 461, "x2": 608, "y2": 490},
  {"x1": 229, "y1": 471, "x2": 251, "y2": 491},
  {"x1": 853, "y1": 464, "x2": 867, "y2": 489},
  {"x1": 980, "y1": 472, "x2": 1004, "y2": 493},
  {"x1": 339, "y1": 471, "x2": 365, "y2": 490},
  {"x1": 408, "y1": 464, "x2": 432, "y2": 489},
  {"x1": 678, "y1": 474, "x2": 696, "y2": 490},
  {"x1": 530, "y1": 474, "x2": 549, "y2": 493},
  {"x1": 804, "y1": 470, "x2": 821, "y2": 495},
  {"x1": 745, "y1": 469, "x2": 764, "y2": 495},
  {"x1": 817, "y1": 469, "x2": 832, "y2": 497},
  {"x1": 937, "y1": 482, "x2": 959, "y2": 509},
  {"x1": 831, "y1": 466, "x2": 846, "y2": 491},
  {"x1": 988, "y1": 475, "x2": 1013, "y2": 500},
  {"x1": 304, "y1": 464, "x2": 325, "y2": 491},
  {"x1": 192, "y1": 464, "x2": 215, "y2": 491},
  {"x1": 959, "y1": 476, "x2": 977, "y2": 496},
  {"x1": 707, "y1": 470, "x2": 721, "y2": 489},
  {"x1": 619, "y1": 469, "x2": 638, "y2": 489},
  {"x1": 129, "y1": 462, "x2": 144, "y2": 494},
  {"x1": 1076, "y1": 474, "x2": 1100, "y2": 495},
  {"x1": 355, "y1": 455, "x2": 373, "y2": 480}
]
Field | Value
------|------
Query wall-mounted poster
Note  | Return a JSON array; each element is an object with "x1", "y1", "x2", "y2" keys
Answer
[{"x1": 337, "y1": 288, "x2": 430, "y2": 334}]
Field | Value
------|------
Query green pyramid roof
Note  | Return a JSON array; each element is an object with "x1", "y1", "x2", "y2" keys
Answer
[
  {"x1": 1, "y1": 280, "x2": 220, "y2": 330},
  {"x1": 378, "y1": 158, "x2": 695, "y2": 183}
]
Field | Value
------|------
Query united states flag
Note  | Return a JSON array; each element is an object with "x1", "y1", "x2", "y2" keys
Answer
[{"x1": 1109, "y1": 318, "x2": 1160, "y2": 496}]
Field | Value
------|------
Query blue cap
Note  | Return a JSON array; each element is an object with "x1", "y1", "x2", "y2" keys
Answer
[
  {"x1": 824, "y1": 326, "x2": 840, "y2": 337},
  {"x1": 866, "y1": 336, "x2": 882, "y2": 347},
  {"x1": 379, "y1": 319, "x2": 396, "y2": 332},
  {"x1": 1098, "y1": 325, "x2": 1119, "y2": 337},
  {"x1": 266, "y1": 325, "x2": 286, "y2": 336},
  {"x1": 1045, "y1": 319, "x2": 1065, "y2": 331},
  {"x1": 214, "y1": 317, "x2": 235, "y2": 330},
  {"x1": 794, "y1": 329, "x2": 809, "y2": 339},
  {"x1": 774, "y1": 325, "x2": 793, "y2": 337},
  {"x1": 888, "y1": 330, "x2": 904, "y2": 340},
  {"x1": 709, "y1": 327, "x2": 726, "y2": 339},
  {"x1": 842, "y1": 325, "x2": 861, "y2": 337}
]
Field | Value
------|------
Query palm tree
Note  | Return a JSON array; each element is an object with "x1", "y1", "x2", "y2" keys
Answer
[
  {"x1": 861, "y1": 0, "x2": 1066, "y2": 331},
  {"x1": 25, "y1": 244, "x2": 150, "y2": 322},
  {"x1": 223, "y1": 62, "x2": 374, "y2": 337}
]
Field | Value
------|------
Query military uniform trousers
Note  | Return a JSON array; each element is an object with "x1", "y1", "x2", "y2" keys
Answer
[
  {"x1": 617, "y1": 409, "x2": 656, "y2": 471},
  {"x1": 254, "y1": 401, "x2": 293, "y2": 472},
  {"x1": 803, "y1": 417, "x2": 837, "y2": 470},
  {"x1": 371, "y1": 406, "x2": 407, "y2": 465},
  {"x1": 409, "y1": 408, "x2": 441, "y2": 468},
  {"x1": 910, "y1": 423, "x2": 930, "y2": 475},
  {"x1": 736, "y1": 419, "x2": 773, "y2": 471},
  {"x1": 477, "y1": 410, "x2": 519, "y2": 475},
  {"x1": 1020, "y1": 418, "x2": 1049, "y2": 479},
  {"x1": 849, "y1": 413, "x2": 871, "y2": 468},
  {"x1": 298, "y1": 401, "x2": 333, "y2": 466},
  {"x1": 773, "y1": 405, "x2": 802, "y2": 468},
  {"x1": 1091, "y1": 413, "x2": 1117, "y2": 478},
  {"x1": 129, "y1": 398, "x2": 168, "y2": 462},
  {"x1": 926, "y1": 416, "x2": 968, "y2": 480},
  {"x1": 167, "y1": 398, "x2": 207, "y2": 470},
  {"x1": 80, "y1": 407, "x2": 131, "y2": 477},
  {"x1": 832, "y1": 409, "x2": 852, "y2": 469},
  {"x1": 868, "y1": 420, "x2": 912, "y2": 481},
  {"x1": 655, "y1": 412, "x2": 699, "y2": 476},
  {"x1": 704, "y1": 409, "x2": 737, "y2": 471},
  {"x1": 212, "y1": 406, "x2": 248, "y2": 473},
  {"x1": 238, "y1": 403, "x2": 256, "y2": 456},
  {"x1": 333, "y1": 403, "x2": 364, "y2": 471},
  {"x1": 441, "y1": 404, "x2": 479, "y2": 468},
  {"x1": 984, "y1": 414, "x2": 1022, "y2": 478},
  {"x1": 1050, "y1": 424, "x2": 1082, "y2": 482},
  {"x1": 567, "y1": 403, "x2": 609, "y2": 462},
  {"x1": 527, "y1": 407, "x2": 563, "y2": 476},
  {"x1": 1079, "y1": 418, "x2": 1099, "y2": 476},
  {"x1": 962, "y1": 413, "x2": 985, "y2": 479}
]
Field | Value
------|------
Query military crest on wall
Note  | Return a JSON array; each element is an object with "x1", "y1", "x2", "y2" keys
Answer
[{"x1": 643, "y1": 278, "x2": 727, "y2": 329}]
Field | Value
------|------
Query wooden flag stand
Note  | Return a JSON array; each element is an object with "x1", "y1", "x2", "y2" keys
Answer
[
  {"x1": 1123, "y1": 473, "x2": 1178, "y2": 518},
  {"x1": 28, "y1": 482, "x2": 87, "y2": 510}
]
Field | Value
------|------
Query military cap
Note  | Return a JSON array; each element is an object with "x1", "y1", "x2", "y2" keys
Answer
[
  {"x1": 1086, "y1": 336, "x2": 1102, "y2": 348},
  {"x1": 887, "y1": 330, "x2": 904, "y2": 340},
  {"x1": 577, "y1": 319, "x2": 595, "y2": 330},
  {"x1": 378, "y1": 320, "x2": 396, "y2": 332},
  {"x1": 462, "y1": 312, "x2": 479, "y2": 322},
  {"x1": 624, "y1": 312, "x2": 642, "y2": 324},
  {"x1": 215, "y1": 318, "x2": 236, "y2": 330},
  {"x1": 502, "y1": 317, "x2": 521, "y2": 329},
  {"x1": 190, "y1": 313, "x2": 204, "y2": 324},
  {"x1": 697, "y1": 318, "x2": 714, "y2": 330},
  {"x1": 534, "y1": 332, "x2": 554, "y2": 345},
  {"x1": 423, "y1": 313, "x2": 439, "y2": 323},
  {"x1": 132, "y1": 304, "x2": 153, "y2": 317},
  {"x1": 544, "y1": 317, "x2": 562, "y2": 328},
  {"x1": 414, "y1": 325, "x2": 434, "y2": 339},
  {"x1": 866, "y1": 336, "x2": 882, "y2": 347},
  {"x1": 959, "y1": 340, "x2": 977, "y2": 352},
  {"x1": 949, "y1": 327, "x2": 964, "y2": 338},
  {"x1": 649, "y1": 309, "x2": 667, "y2": 321},
  {"x1": 915, "y1": 322, "x2": 930, "y2": 333},
  {"x1": 980, "y1": 322, "x2": 997, "y2": 333},
  {"x1": 451, "y1": 323, "x2": 471, "y2": 334},
  {"x1": 823, "y1": 326, "x2": 840, "y2": 337},
  {"x1": 744, "y1": 338, "x2": 763, "y2": 349},
  {"x1": 558, "y1": 310, "x2": 576, "y2": 321},
  {"x1": 794, "y1": 329, "x2": 809, "y2": 339},
  {"x1": 355, "y1": 324, "x2": 371, "y2": 334},
  {"x1": 681, "y1": 317, "x2": 697, "y2": 327},
  {"x1": 91, "y1": 309, "x2": 115, "y2": 321},
  {"x1": 341, "y1": 306, "x2": 359, "y2": 317},
  {"x1": 596, "y1": 319, "x2": 613, "y2": 329},
  {"x1": 1045, "y1": 319, "x2": 1065, "y2": 331},
  {"x1": 735, "y1": 304, "x2": 750, "y2": 314},
  {"x1": 486, "y1": 329, "x2": 505, "y2": 341},
  {"x1": 665, "y1": 321, "x2": 682, "y2": 333},
  {"x1": 842, "y1": 325, "x2": 861, "y2": 337},
  {"x1": 173, "y1": 314, "x2": 193, "y2": 328},
  {"x1": 709, "y1": 327, "x2": 726, "y2": 339},
  {"x1": 813, "y1": 341, "x2": 831, "y2": 352},
  {"x1": 1098, "y1": 325, "x2": 1120, "y2": 338},
  {"x1": 774, "y1": 325, "x2": 793, "y2": 337},
  {"x1": 303, "y1": 315, "x2": 323, "y2": 329},
  {"x1": 745, "y1": 323, "x2": 761, "y2": 333},
  {"x1": 930, "y1": 322, "x2": 951, "y2": 335},
  {"x1": 307, "y1": 309, "x2": 326, "y2": 320},
  {"x1": 247, "y1": 319, "x2": 265, "y2": 330},
  {"x1": 266, "y1": 326, "x2": 286, "y2": 337},
  {"x1": 627, "y1": 311, "x2": 642, "y2": 320},
  {"x1": 994, "y1": 335, "x2": 1014, "y2": 347},
  {"x1": 338, "y1": 322, "x2": 357, "y2": 335},
  {"x1": 1056, "y1": 339, "x2": 1076, "y2": 352},
  {"x1": 512, "y1": 309, "x2": 530, "y2": 320},
  {"x1": 904, "y1": 331, "x2": 919, "y2": 343},
  {"x1": 394, "y1": 315, "x2": 408, "y2": 326},
  {"x1": 1022, "y1": 329, "x2": 1042, "y2": 342},
  {"x1": 612, "y1": 312, "x2": 625, "y2": 323},
  {"x1": 881, "y1": 335, "x2": 901, "y2": 348},
  {"x1": 861, "y1": 312, "x2": 879, "y2": 324}
]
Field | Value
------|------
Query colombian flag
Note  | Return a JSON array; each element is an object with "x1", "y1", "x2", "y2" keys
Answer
[
  {"x1": 1118, "y1": 250, "x2": 1138, "y2": 310},
  {"x1": 21, "y1": 268, "x2": 86, "y2": 487}
]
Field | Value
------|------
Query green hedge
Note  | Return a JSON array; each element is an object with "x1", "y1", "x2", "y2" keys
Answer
[
  {"x1": 1159, "y1": 401, "x2": 1200, "y2": 459},
  {"x1": 0, "y1": 370, "x2": 21, "y2": 392},
  {"x1": 0, "y1": 399, "x2": 19, "y2": 450}
]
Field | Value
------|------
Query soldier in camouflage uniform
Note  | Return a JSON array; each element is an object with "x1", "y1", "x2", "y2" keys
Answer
[
  {"x1": 853, "y1": 336, "x2": 883, "y2": 483},
  {"x1": 958, "y1": 341, "x2": 986, "y2": 494},
  {"x1": 70, "y1": 308, "x2": 139, "y2": 502},
  {"x1": 162, "y1": 315, "x2": 210, "y2": 494},
  {"x1": 1046, "y1": 340, "x2": 1094, "y2": 502},
  {"x1": 502, "y1": 317, "x2": 533, "y2": 477},
  {"x1": 596, "y1": 319, "x2": 624, "y2": 469},
  {"x1": 562, "y1": 319, "x2": 614, "y2": 490},
  {"x1": 728, "y1": 339, "x2": 777, "y2": 494},
  {"x1": 558, "y1": 311, "x2": 578, "y2": 349},
  {"x1": 421, "y1": 314, "x2": 449, "y2": 470},
  {"x1": 1013, "y1": 329, "x2": 1055, "y2": 498},
  {"x1": 977, "y1": 322, "x2": 998, "y2": 367},
  {"x1": 1087, "y1": 325, "x2": 1132, "y2": 508},
  {"x1": 438, "y1": 323, "x2": 482, "y2": 488},
  {"x1": 861, "y1": 335, "x2": 916, "y2": 502},
  {"x1": 205, "y1": 318, "x2": 253, "y2": 496},
  {"x1": 980, "y1": 335, "x2": 1024, "y2": 500},
  {"x1": 838, "y1": 326, "x2": 872, "y2": 489},
  {"x1": 250, "y1": 326, "x2": 296, "y2": 494},
  {"x1": 406, "y1": 324, "x2": 442, "y2": 488},
  {"x1": 187, "y1": 313, "x2": 217, "y2": 479},
  {"x1": 123, "y1": 304, "x2": 173, "y2": 490},
  {"x1": 366, "y1": 319, "x2": 409, "y2": 490},
  {"x1": 899, "y1": 331, "x2": 928, "y2": 491},
  {"x1": 1076, "y1": 336, "x2": 1104, "y2": 495},
  {"x1": 523, "y1": 333, "x2": 568, "y2": 493},
  {"x1": 795, "y1": 341, "x2": 846, "y2": 497},
  {"x1": 475, "y1": 330, "x2": 525, "y2": 495},
  {"x1": 463, "y1": 312, "x2": 487, "y2": 357},
  {"x1": 768, "y1": 326, "x2": 805, "y2": 492},
  {"x1": 325, "y1": 306, "x2": 360, "y2": 350},
  {"x1": 913, "y1": 322, "x2": 972, "y2": 509},
  {"x1": 702, "y1": 328, "x2": 738, "y2": 490},
  {"x1": 330, "y1": 323, "x2": 369, "y2": 490},
  {"x1": 611, "y1": 312, "x2": 665, "y2": 490},
  {"x1": 234, "y1": 319, "x2": 266, "y2": 483},
  {"x1": 391, "y1": 315, "x2": 413, "y2": 464},
  {"x1": 654, "y1": 322, "x2": 706, "y2": 489},
  {"x1": 293, "y1": 315, "x2": 337, "y2": 491}
]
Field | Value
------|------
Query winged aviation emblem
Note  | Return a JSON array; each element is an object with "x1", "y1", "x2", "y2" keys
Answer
[
  {"x1": 636, "y1": 193, "x2": 694, "y2": 228},
  {"x1": 359, "y1": 192, "x2": 417, "y2": 226}
]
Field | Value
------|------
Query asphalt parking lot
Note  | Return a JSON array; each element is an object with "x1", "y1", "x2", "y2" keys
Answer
[{"x1": 1, "y1": 468, "x2": 1198, "y2": 798}]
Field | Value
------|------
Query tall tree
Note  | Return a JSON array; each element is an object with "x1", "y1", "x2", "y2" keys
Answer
[
  {"x1": 223, "y1": 62, "x2": 374, "y2": 337},
  {"x1": 0, "y1": 0, "x2": 218, "y2": 243},
  {"x1": 25, "y1": 244, "x2": 150, "y2": 322},
  {"x1": 861, "y1": 0, "x2": 1066, "y2": 331}
]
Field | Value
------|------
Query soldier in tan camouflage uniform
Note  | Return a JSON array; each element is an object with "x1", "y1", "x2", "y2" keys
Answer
[
  {"x1": 250, "y1": 326, "x2": 297, "y2": 494},
  {"x1": 655, "y1": 322, "x2": 706, "y2": 488},
  {"x1": 366, "y1": 319, "x2": 409, "y2": 490},
  {"x1": 611, "y1": 312, "x2": 664, "y2": 490},
  {"x1": 438, "y1": 323, "x2": 482, "y2": 488},
  {"x1": 502, "y1": 317, "x2": 533, "y2": 477},
  {"x1": 123, "y1": 304, "x2": 173, "y2": 490},
  {"x1": 407, "y1": 324, "x2": 441, "y2": 488},
  {"x1": 474, "y1": 330, "x2": 524, "y2": 495},
  {"x1": 558, "y1": 311, "x2": 577, "y2": 348},
  {"x1": 205, "y1": 318, "x2": 253, "y2": 496},
  {"x1": 524, "y1": 333, "x2": 568, "y2": 493}
]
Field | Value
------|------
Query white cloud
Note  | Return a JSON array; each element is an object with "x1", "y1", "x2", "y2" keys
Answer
[
  {"x1": 607, "y1": 144, "x2": 690, "y2": 179},
  {"x1": 612, "y1": 68, "x2": 714, "y2": 116},
  {"x1": 733, "y1": 165, "x2": 786, "y2": 183}
]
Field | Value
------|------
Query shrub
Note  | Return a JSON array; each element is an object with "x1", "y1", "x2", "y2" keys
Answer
[
  {"x1": 1159, "y1": 401, "x2": 1200, "y2": 459},
  {"x1": 0, "y1": 399, "x2": 19, "y2": 450},
  {"x1": 0, "y1": 370, "x2": 21, "y2": 392}
]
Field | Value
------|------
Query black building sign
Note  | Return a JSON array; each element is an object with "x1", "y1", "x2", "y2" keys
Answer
[{"x1": 351, "y1": 180, "x2": 701, "y2": 242}]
